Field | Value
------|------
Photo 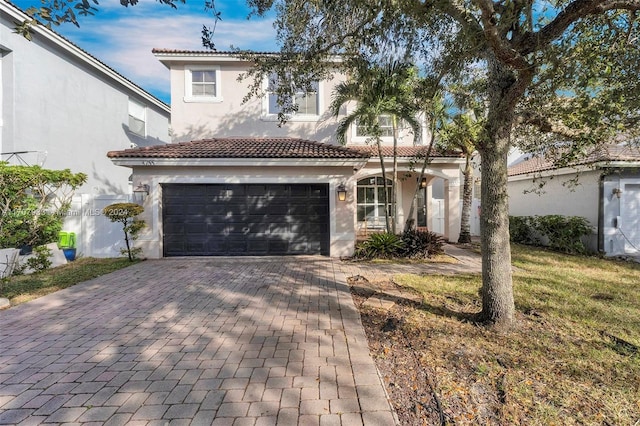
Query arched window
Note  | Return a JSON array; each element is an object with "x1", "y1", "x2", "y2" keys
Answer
[{"x1": 357, "y1": 177, "x2": 393, "y2": 228}]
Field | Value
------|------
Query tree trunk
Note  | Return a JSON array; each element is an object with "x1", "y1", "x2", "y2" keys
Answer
[
  {"x1": 478, "y1": 59, "x2": 517, "y2": 326},
  {"x1": 458, "y1": 152, "x2": 473, "y2": 243},
  {"x1": 404, "y1": 119, "x2": 436, "y2": 232},
  {"x1": 123, "y1": 220, "x2": 133, "y2": 262},
  {"x1": 376, "y1": 136, "x2": 392, "y2": 233}
]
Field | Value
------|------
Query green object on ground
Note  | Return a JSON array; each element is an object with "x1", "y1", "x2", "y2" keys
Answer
[{"x1": 58, "y1": 232, "x2": 76, "y2": 248}]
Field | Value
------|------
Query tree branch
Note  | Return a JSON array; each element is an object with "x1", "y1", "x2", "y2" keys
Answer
[
  {"x1": 474, "y1": 0, "x2": 533, "y2": 71},
  {"x1": 516, "y1": 110, "x2": 590, "y2": 139},
  {"x1": 432, "y1": 0, "x2": 485, "y2": 40},
  {"x1": 517, "y1": 0, "x2": 640, "y2": 55}
]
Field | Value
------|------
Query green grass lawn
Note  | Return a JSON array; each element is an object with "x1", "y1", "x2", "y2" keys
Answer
[
  {"x1": 0, "y1": 257, "x2": 138, "y2": 306},
  {"x1": 389, "y1": 245, "x2": 640, "y2": 424}
]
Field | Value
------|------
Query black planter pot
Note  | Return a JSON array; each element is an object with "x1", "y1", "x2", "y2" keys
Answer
[{"x1": 18, "y1": 245, "x2": 32, "y2": 255}]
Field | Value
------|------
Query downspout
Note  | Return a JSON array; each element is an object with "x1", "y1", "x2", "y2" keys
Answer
[{"x1": 597, "y1": 172, "x2": 605, "y2": 254}]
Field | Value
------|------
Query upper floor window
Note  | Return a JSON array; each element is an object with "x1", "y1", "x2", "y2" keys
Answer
[
  {"x1": 128, "y1": 98, "x2": 146, "y2": 137},
  {"x1": 355, "y1": 115, "x2": 394, "y2": 138},
  {"x1": 265, "y1": 74, "x2": 320, "y2": 119},
  {"x1": 184, "y1": 66, "x2": 222, "y2": 103}
]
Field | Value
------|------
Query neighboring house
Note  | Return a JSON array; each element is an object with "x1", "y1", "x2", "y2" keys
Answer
[
  {"x1": 0, "y1": 1, "x2": 171, "y2": 256},
  {"x1": 507, "y1": 144, "x2": 640, "y2": 256},
  {"x1": 108, "y1": 50, "x2": 464, "y2": 258}
]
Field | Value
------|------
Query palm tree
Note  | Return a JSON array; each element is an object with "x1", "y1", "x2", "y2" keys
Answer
[
  {"x1": 329, "y1": 61, "x2": 421, "y2": 233},
  {"x1": 403, "y1": 89, "x2": 449, "y2": 232},
  {"x1": 441, "y1": 113, "x2": 481, "y2": 243}
]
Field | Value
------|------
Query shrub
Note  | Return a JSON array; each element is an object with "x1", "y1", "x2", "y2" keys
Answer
[
  {"x1": 25, "y1": 246, "x2": 52, "y2": 272},
  {"x1": 535, "y1": 215, "x2": 591, "y2": 254},
  {"x1": 0, "y1": 163, "x2": 86, "y2": 249},
  {"x1": 509, "y1": 216, "x2": 538, "y2": 245},
  {"x1": 400, "y1": 228, "x2": 445, "y2": 259},
  {"x1": 103, "y1": 203, "x2": 145, "y2": 261},
  {"x1": 354, "y1": 232, "x2": 404, "y2": 259},
  {"x1": 509, "y1": 215, "x2": 591, "y2": 254}
]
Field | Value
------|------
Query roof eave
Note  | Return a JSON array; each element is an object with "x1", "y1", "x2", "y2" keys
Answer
[
  {"x1": 370, "y1": 156, "x2": 465, "y2": 164},
  {"x1": 153, "y1": 51, "x2": 344, "y2": 66},
  {"x1": 594, "y1": 160, "x2": 640, "y2": 168},
  {"x1": 109, "y1": 157, "x2": 369, "y2": 168}
]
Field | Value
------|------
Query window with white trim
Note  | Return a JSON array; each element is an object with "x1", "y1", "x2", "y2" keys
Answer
[
  {"x1": 265, "y1": 74, "x2": 319, "y2": 117},
  {"x1": 128, "y1": 98, "x2": 146, "y2": 137},
  {"x1": 184, "y1": 66, "x2": 222, "y2": 102},
  {"x1": 357, "y1": 176, "x2": 393, "y2": 228},
  {"x1": 355, "y1": 115, "x2": 394, "y2": 138}
]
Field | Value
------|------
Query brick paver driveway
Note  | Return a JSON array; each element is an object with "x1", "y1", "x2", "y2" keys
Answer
[{"x1": 0, "y1": 257, "x2": 396, "y2": 425}]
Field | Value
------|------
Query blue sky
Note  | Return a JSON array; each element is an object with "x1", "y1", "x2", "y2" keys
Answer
[{"x1": 13, "y1": 0, "x2": 279, "y2": 103}]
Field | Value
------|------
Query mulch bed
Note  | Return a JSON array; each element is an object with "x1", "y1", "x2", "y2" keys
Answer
[{"x1": 349, "y1": 276, "x2": 478, "y2": 426}]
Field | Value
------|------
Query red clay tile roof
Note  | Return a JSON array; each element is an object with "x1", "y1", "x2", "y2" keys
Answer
[
  {"x1": 508, "y1": 144, "x2": 640, "y2": 176},
  {"x1": 348, "y1": 145, "x2": 463, "y2": 158},
  {"x1": 107, "y1": 138, "x2": 371, "y2": 159}
]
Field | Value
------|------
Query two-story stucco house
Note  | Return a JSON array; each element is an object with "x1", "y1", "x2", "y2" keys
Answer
[
  {"x1": 108, "y1": 50, "x2": 464, "y2": 258},
  {"x1": 0, "y1": 1, "x2": 171, "y2": 256}
]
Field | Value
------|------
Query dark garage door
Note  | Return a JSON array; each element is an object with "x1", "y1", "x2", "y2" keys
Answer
[{"x1": 162, "y1": 183, "x2": 330, "y2": 256}]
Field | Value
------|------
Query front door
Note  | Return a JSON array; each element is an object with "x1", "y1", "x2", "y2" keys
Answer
[{"x1": 416, "y1": 186, "x2": 427, "y2": 228}]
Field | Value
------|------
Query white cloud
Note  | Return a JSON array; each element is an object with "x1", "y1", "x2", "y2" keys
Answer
[{"x1": 57, "y1": 10, "x2": 278, "y2": 103}]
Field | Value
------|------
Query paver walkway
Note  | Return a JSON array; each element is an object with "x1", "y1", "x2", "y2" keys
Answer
[{"x1": 0, "y1": 257, "x2": 397, "y2": 425}]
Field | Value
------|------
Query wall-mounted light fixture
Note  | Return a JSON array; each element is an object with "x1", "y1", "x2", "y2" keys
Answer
[
  {"x1": 419, "y1": 177, "x2": 428, "y2": 188},
  {"x1": 133, "y1": 183, "x2": 150, "y2": 203},
  {"x1": 612, "y1": 188, "x2": 622, "y2": 199},
  {"x1": 336, "y1": 184, "x2": 347, "y2": 201}
]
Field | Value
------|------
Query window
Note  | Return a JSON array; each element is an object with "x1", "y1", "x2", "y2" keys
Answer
[
  {"x1": 184, "y1": 66, "x2": 222, "y2": 102},
  {"x1": 357, "y1": 177, "x2": 393, "y2": 227},
  {"x1": 355, "y1": 115, "x2": 394, "y2": 138},
  {"x1": 128, "y1": 98, "x2": 146, "y2": 137},
  {"x1": 265, "y1": 74, "x2": 320, "y2": 117}
]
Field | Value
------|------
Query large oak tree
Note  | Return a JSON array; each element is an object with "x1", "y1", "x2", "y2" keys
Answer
[{"x1": 239, "y1": 0, "x2": 640, "y2": 327}]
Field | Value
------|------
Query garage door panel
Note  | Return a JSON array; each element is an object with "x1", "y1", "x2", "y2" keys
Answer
[
  {"x1": 269, "y1": 224, "x2": 290, "y2": 235},
  {"x1": 290, "y1": 186, "x2": 308, "y2": 197},
  {"x1": 226, "y1": 238, "x2": 248, "y2": 253},
  {"x1": 266, "y1": 204, "x2": 289, "y2": 215},
  {"x1": 162, "y1": 183, "x2": 329, "y2": 256},
  {"x1": 267, "y1": 185, "x2": 288, "y2": 196},
  {"x1": 247, "y1": 238, "x2": 268, "y2": 253},
  {"x1": 206, "y1": 238, "x2": 227, "y2": 253},
  {"x1": 247, "y1": 185, "x2": 268, "y2": 196},
  {"x1": 309, "y1": 223, "x2": 329, "y2": 233},
  {"x1": 187, "y1": 238, "x2": 208, "y2": 253},
  {"x1": 248, "y1": 223, "x2": 269, "y2": 234},
  {"x1": 310, "y1": 186, "x2": 328, "y2": 197},
  {"x1": 206, "y1": 204, "x2": 231, "y2": 215}
]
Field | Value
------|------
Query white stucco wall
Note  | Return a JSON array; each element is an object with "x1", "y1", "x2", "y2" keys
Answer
[
  {"x1": 0, "y1": 4, "x2": 170, "y2": 195},
  {"x1": 508, "y1": 170, "x2": 601, "y2": 223},
  {"x1": 508, "y1": 169, "x2": 601, "y2": 251}
]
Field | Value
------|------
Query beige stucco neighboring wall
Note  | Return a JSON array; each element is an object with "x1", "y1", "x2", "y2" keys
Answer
[{"x1": 131, "y1": 165, "x2": 358, "y2": 258}]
